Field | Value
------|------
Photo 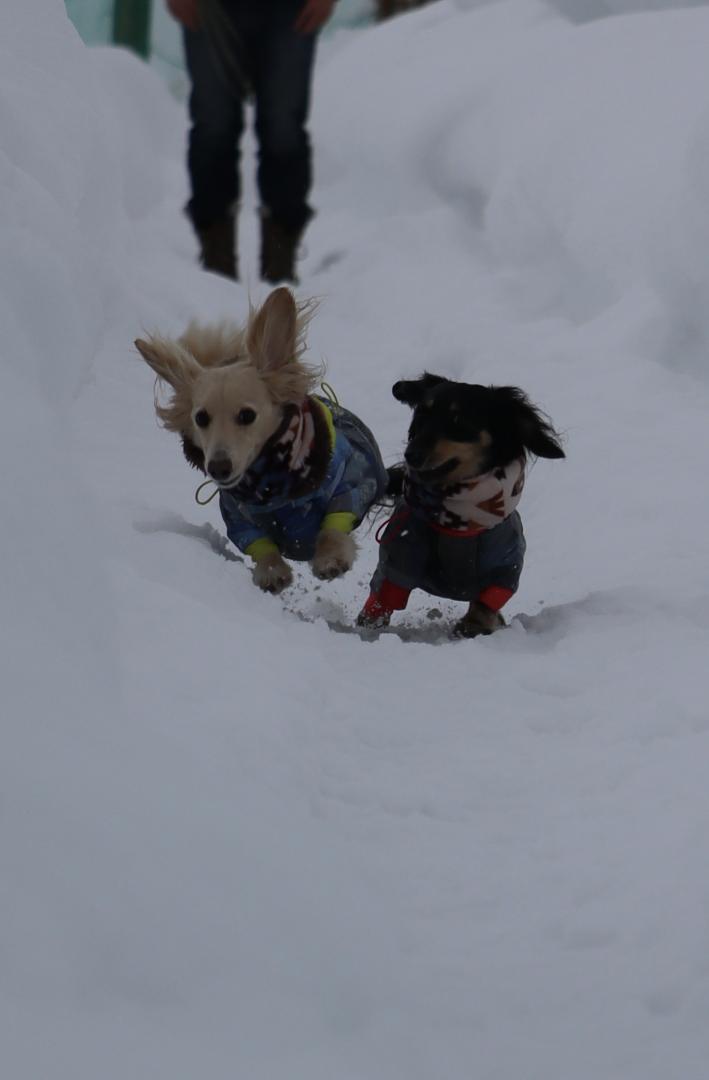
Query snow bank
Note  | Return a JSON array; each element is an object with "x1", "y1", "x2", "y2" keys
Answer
[
  {"x1": 3, "y1": 1, "x2": 709, "y2": 1078},
  {"x1": 455, "y1": 5, "x2": 709, "y2": 369},
  {"x1": 0, "y1": 3, "x2": 186, "y2": 714},
  {"x1": 316, "y1": 0, "x2": 709, "y2": 372},
  {"x1": 0, "y1": 4, "x2": 115, "y2": 718}
]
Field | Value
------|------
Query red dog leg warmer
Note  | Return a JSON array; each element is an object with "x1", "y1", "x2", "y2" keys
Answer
[
  {"x1": 477, "y1": 586, "x2": 514, "y2": 612},
  {"x1": 362, "y1": 580, "x2": 411, "y2": 619}
]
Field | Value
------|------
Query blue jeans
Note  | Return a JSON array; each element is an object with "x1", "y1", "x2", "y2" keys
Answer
[{"x1": 183, "y1": 0, "x2": 317, "y2": 232}]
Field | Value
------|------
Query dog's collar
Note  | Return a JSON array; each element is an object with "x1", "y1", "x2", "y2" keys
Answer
[{"x1": 404, "y1": 457, "x2": 526, "y2": 533}]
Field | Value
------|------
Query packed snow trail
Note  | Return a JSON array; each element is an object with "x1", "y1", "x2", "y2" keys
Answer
[{"x1": 3, "y1": 2, "x2": 709, "y2": 1078}]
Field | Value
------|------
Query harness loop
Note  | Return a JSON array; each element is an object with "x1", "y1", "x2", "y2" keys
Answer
[
  {"x1": 320, "y1": 381, "x2": 340, "y2": 407},
  {"x1": 195, "y1": 480, "x2": 219, "y2": 505},
  {"x1": 375, "y1": 509, "x2": 411, "y2": 545}
]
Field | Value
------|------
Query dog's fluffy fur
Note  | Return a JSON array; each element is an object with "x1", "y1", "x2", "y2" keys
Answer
[{"x1": 135, "y1": 288, "x2": 358, "y2": 592}]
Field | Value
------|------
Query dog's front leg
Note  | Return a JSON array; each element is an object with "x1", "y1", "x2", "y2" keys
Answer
[
  {"x1": 251, "y1": 548, "x2": 293, "y2": 594},
  {"x1": 311, "y1": 528, "x2": 357, "y2": 581}
]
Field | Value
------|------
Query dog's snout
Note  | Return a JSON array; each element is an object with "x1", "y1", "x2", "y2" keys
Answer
[{"x1": 207, "y1": 455, "x2": 233, "y2": 482}]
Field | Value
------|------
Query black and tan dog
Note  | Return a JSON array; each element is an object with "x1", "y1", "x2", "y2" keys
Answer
[{"x1": 358, "y1": 374, "x2": 564, "y2": 637}]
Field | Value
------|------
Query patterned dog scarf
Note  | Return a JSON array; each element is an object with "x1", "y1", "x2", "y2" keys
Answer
[
  {"x1": 224, "y1": 401, "x2": 317, "y2": 505},
  {"x1": 226, "y1": 399, "x2": 324, "y2": 506},
  {"x1": 404, "y1": 457, "x2": 526, "y2": 535}
]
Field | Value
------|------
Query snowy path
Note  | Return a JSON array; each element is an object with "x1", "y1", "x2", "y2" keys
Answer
[{"x1": 3, "y1": 2, "x2": 709, "y2": 1078}]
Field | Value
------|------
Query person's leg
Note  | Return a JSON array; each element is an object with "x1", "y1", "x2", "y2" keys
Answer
[
  {"x1": 183, "y1": 25, "x2": 246, "y2": 276},
  {"x1": 252, "y1": 1, "x2": 317, "y2": 281}
]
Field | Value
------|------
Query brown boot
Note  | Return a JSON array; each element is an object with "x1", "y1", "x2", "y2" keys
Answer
[
  {"x1": 260, "y1": 213, "x2": 303, "y2": 284},
  {"x1": 196, "y1": 214, "x2": 237, "y2": 280}
]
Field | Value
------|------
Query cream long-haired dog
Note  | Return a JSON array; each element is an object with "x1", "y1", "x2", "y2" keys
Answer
[{"x1": 136, "y1": 288, "x2": 388, "y2": 594}]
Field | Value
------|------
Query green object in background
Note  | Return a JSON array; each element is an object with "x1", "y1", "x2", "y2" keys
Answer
[
  {"x1": 65, "y1": 0, "x2": 374, "y2": 96},
  {"x1": 64, "y1": 0, "x2": 114, "y2": 46},
  {"x1": 113, "y1": 0, "x2": 152, "y2": 57}
]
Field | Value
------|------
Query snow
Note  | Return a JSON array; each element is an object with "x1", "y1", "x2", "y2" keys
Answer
[{"x1": 3, "y1": 1, "x2": 709, "y2": 1077}]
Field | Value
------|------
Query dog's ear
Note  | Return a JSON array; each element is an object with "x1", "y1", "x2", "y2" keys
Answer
[
  {"x1": 392, "y1": 373, "x2": 447, "y2": 407},
  {"x1": 247, "y1": 287, "x2": 297, "y2": 373},
  {"x1": 181, "y1": 435, "x2": 206, "y2": 473},
  {"x1": 134, "y1": 337, "x2": 200, "y2": 389},
  {"x1": 495, "y1": 387, "x2": 565, "y2": 460}
]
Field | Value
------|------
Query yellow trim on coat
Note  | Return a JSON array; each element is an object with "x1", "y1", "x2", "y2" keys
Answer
[
  {"x1": 322, "y1": 511, "x2": 357, "y2": 534},
  {"x1": 245, "y1": 538, "x2": 280, "y2": 560}
]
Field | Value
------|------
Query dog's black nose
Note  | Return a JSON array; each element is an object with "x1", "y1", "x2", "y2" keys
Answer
[{"x1": 207, "y1": 456, "x2": 233, "y2": 482}]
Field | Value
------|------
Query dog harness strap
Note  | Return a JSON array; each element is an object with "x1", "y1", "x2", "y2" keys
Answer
[
  {"x1": 477, "y1": 585, "x2": 514, "y2": 611},
  {"x1": 428, "y1": 520, "x2": 487, "y2": 538},
  {"x1": 375, "y1": 508, "x2": 411, "y2": 545}
]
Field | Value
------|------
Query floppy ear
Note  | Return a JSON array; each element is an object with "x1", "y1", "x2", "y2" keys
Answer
[
  {"x1": 246, "y1": 287, "x2": 297, "y2": 373},
  {"x1": 181, "y1": 434, "x2": 206, "y2": 474},
  {"x1": 495, "y1": 387, "x2": 565, "y2": 459},
  {"x1": 392, "y1": 373, "x2": 447, "y2": 407},
  {"x1": 134, "y1": 337, "x2": 200, "y2": 389}
]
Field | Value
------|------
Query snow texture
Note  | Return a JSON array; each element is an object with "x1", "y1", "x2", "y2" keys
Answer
[{"x1": 3, "y1": 1, "x2": 709, "y2": 1078}]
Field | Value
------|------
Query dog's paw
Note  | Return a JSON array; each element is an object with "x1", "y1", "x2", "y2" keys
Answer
[
  {"x1": 356, "y1": 608, "x2": 391, "y2": 630},
  {"x1": 356, "y1": 593, "x2": 392, "y2": 630},
  {"x1": 311, "y1": 530, "x2": 356, "y2": 581},
  {"x1": 251, "y1": 554, "x2": 293, "y2": 594},
  {"x1": 453, "y1": 602, "x2": 505, "y2": 639}
]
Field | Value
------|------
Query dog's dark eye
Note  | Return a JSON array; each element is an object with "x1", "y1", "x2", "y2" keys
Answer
[
  {"x1": 194, "y1": 409, "x2": 210, "y2": 428},
  {"x1": 236, "y1": 408, "x2": 257, "y2": 426}
]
